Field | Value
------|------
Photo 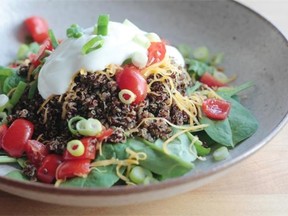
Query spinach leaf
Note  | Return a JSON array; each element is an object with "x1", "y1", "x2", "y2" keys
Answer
[
  {"x1": 186, "y1": 81, "x2": 202, "y2": 95},
  {"x1": 60, "y1": 143, "x2": 128, "y2": 188},
  {"x1": 217, "y1": 81, "x2": 254, "y2": 98},
  {"x1": 154, "y1": 129, "x2": 198, "y2": 163},
  {"x1": 3, "y1": 74, "x2": 25, "y2": 94},
  {"x1": 127, "y1": 138, "x2": 194, "y2": 180},
  {"x1": 200, "y1": 117, "x2": 234, "y2": 147},
  {"x1": 187, "y1": 59, "x2": 215, "y2": 77},
  {"x1": 226, "y1": 97, "x2": 258, "y2": 144},
  {"x1": 5, "y1": 170, "x2": 28, "y2": 181}
]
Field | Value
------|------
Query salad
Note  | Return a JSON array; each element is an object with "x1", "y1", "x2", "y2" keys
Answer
[{"x1": 0, "y1": 15, "x2": 258, "y2": 187}]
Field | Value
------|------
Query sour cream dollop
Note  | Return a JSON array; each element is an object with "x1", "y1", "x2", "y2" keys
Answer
[{"x1": 38, "y1": 21, "x2": 185, "y2": 99}]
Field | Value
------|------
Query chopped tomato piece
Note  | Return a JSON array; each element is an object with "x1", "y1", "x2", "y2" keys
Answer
[
  {"x1": 96, "y1": 128, "x2": 113, "y2": 142},
  {"x1": 56, "y1": 159, "x2": 90, "y2": 180},
  {"x1": 2, "y1": 119, "x2": 34, "y2": 157},
  {"x1": 37, "y1": 154, "x2": 63, "y2": 183},
  {"x1": 200, "y1": 72, "x2": 226, "y2": 87},
  {"x1": 0, "y1": 124, "x2": 8, "y2": 149},
  {"x1": 63, "y1": 138, "x2": 96, "y2": 160},
  {"x1": 116, "y1": 66, "x2": 148, "y2": 104},
  {"x1": 24, "y1": 16, "x2": 49, "y2": 43},
  {"x1": 147, "y1": 42, "x2": 166, "y2": 66},
  {"x1": 25, "y1": 140, "x2": 49, "y2": 167},
  {"x1": 202, "y1": 98, "x2": 231, "y2": 120},
  {"x1": 30, "y1": 39, "x2": 53, "y2": 68}
]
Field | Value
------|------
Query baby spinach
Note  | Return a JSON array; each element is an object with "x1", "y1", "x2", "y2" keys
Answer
[
  {"x1": 127, "y1": 138, "x2": 194, "y2": 180},
  {"x1": 200, "y1": 117, "x2": 234, "y2": 147},
  {"x1": 60, "y1": 143, "x2": 128, "y2": 188},
  {"x1": 226, "y1": 97, "x2": 258, "y2": 144},
  {"x1": 200, "y1": 96, "x2": 258, "y2": 147}
]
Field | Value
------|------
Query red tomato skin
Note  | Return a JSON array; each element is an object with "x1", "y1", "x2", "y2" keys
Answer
[
  {"x1": 2, "y1": 119, "x2": 34, "y2": 158},
  {"x1": 116, "y1": 66, "x2": 148, "y2": 104},
  {"x1": 0, "y1": 124, "x2": 8, "y2": 149},
  {"x1": 30, "y1": 39, "x2": 53, "y2": 68},
  {"x1": 96, "y1": 128, "x2": 113, "y2": 142},
  {"x1": 63, "y1": 138, "x2": 96, "y2": 160},
  {"x1": 56, "y1": 159, "x2": 90, "y2": 180},
  {"x1": 200, "y1": 72, "x2": 226, "y2": 88},
  {"x1": 25, "y1": 140, "x2": 49, "y2": 167},
  {"x1": 24, "y1": 16, "x2": 49, "y2": 43},
  {"x1": 202, "y1": 98, "x2": 231, "y2": 120},
  {"x1": 147, "y1": 42, "x2": 166, "y2": 66},
  {"x1": 37, "y1": 154, "x2": 63, "y2": 184}
]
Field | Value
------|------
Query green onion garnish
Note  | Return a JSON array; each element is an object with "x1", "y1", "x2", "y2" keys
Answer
[
  {"x1": 28, "y1": 80, "x2": 38, "y2": 100},
  {"x1": 66, "y1": 24, "x2": 83, "y2": 39},
  {"x1": 0, "y1": 156, "x2": 17, "y2": 164},
  {"x1": 68, "y1": 116, "x2": 86, "y2": 135},
  {"x1": 96, "y1": 14, "x2": 109, "y2": 36},
  {"x1": 82, "y1": 36, "x2": 104, "y2": 55},
  {"x1": 213, "y1": 146, "x2": 230, "y2": 161},
  {"x1": 9, "y1": 81, "x2": 27, "y2": 107},
  {"x1": 48, "y1": 29, "x2": 59, "y2": 49}
]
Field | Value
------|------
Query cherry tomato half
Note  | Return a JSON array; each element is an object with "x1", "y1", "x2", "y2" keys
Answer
[
  {"x1": 2, "y1": 119, "x2": 34, "y2": 158},
  {"x1": 147, "y1": 42, "x2": 166, "y2": 66},
  {"x1": 0, "y1": 124, "x2": 8, "y2": 149},
  {"x1": 202, "y1": 98, "x2": 231, "y2": 120},
  {"x1": 63, "y1": 138, "x2": 96, "y2": 160},
  {"x1": 24, "y1": 16, "x2": 49, "y2": 43},
  {"x1": 25, "y1": 140, "x2": 49, "y2": 167},
  {"x1": 56, "y1": 159, "x2": 90, "y2": 180},
  {"x1": 37, "y1": 154, "x2": 63, "y2": 183},
  {"x1": 200, "y1": 72, "x2": 226, "y2": 88},
  {"x1": 116, "y1": 66, "x2": 148, "y2": 104}
]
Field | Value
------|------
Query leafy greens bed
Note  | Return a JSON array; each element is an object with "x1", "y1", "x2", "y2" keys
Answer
[{"x1": 0, "y1": 15, "x2": 258, "y2": 188}]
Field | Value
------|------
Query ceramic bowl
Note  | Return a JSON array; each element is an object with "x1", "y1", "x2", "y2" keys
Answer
[{"x1": 0, "y1": 0, "x2": 287, "y2": 207}]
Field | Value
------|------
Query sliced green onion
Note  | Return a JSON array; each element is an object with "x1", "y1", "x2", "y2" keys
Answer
[
  {"x1": 0, "y1": 94, "x2": 9, "y2": 107},
  {"x1": 123, "y1": 19, "x2": 140, "y2": 31},
  {"x1": 131, "y1": 51, "x2": 148, "y2": 69},
  {"x1": 119, "y1": 89, "x2": 136, "y2": 105},
  {"x1": 0, "y1": 112, "x2": 8, "y2": 124},
  {"x1": 9, "y1": 81, "x2": 27, "y2": 106},
  {"x1": 66, "y1": 24, "x2": 83, "y2": 39},
  {"x1": 17, "y1": 44, "x2": 29, "y2": 60},
  {"x1": 76, "y1": 118, "x2": 102, "y2": 136},
  {"x1": 67, "y1": 140, "x2": 85, "y2": 157},
  {"x1": 48, "y1": 29, "x2": 59, "y2": 49},
  {"x1": 192, "y1": 46, "x2": 210, "y2": 62},
  {"x1": 82, "y1": 36, "x2": 104, "y2": 55},
  {"x1": 213, "y1": 146, "x2": 230, "y2": 161},
  {"x1": 211, "y1": 53, "x2": 224, "y2": 66},
  {"x1": 129, "y1": 166, "x2": 152, "y2": 184},
  {"x1": 146, "y1": 33, "x2": 161, "y2": 42},
  {"x1": 96, "y1": 14, "x2": 110, "y2": 36},
  {"x1": 68, "y1": 116, "x2": 86, "y2": 135},
  {"x1": 133, "y1": 34, "x2": 151, "y2": 49},
  {"x1": 28, "y1": 80, "x2": 38, "y2": 99},
  {"x1": 143, "y1": 176, "x2": 159, "y2": 185},
  {"x1": 0, "y1": 156, "x2": 17, "y2": 164}
]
